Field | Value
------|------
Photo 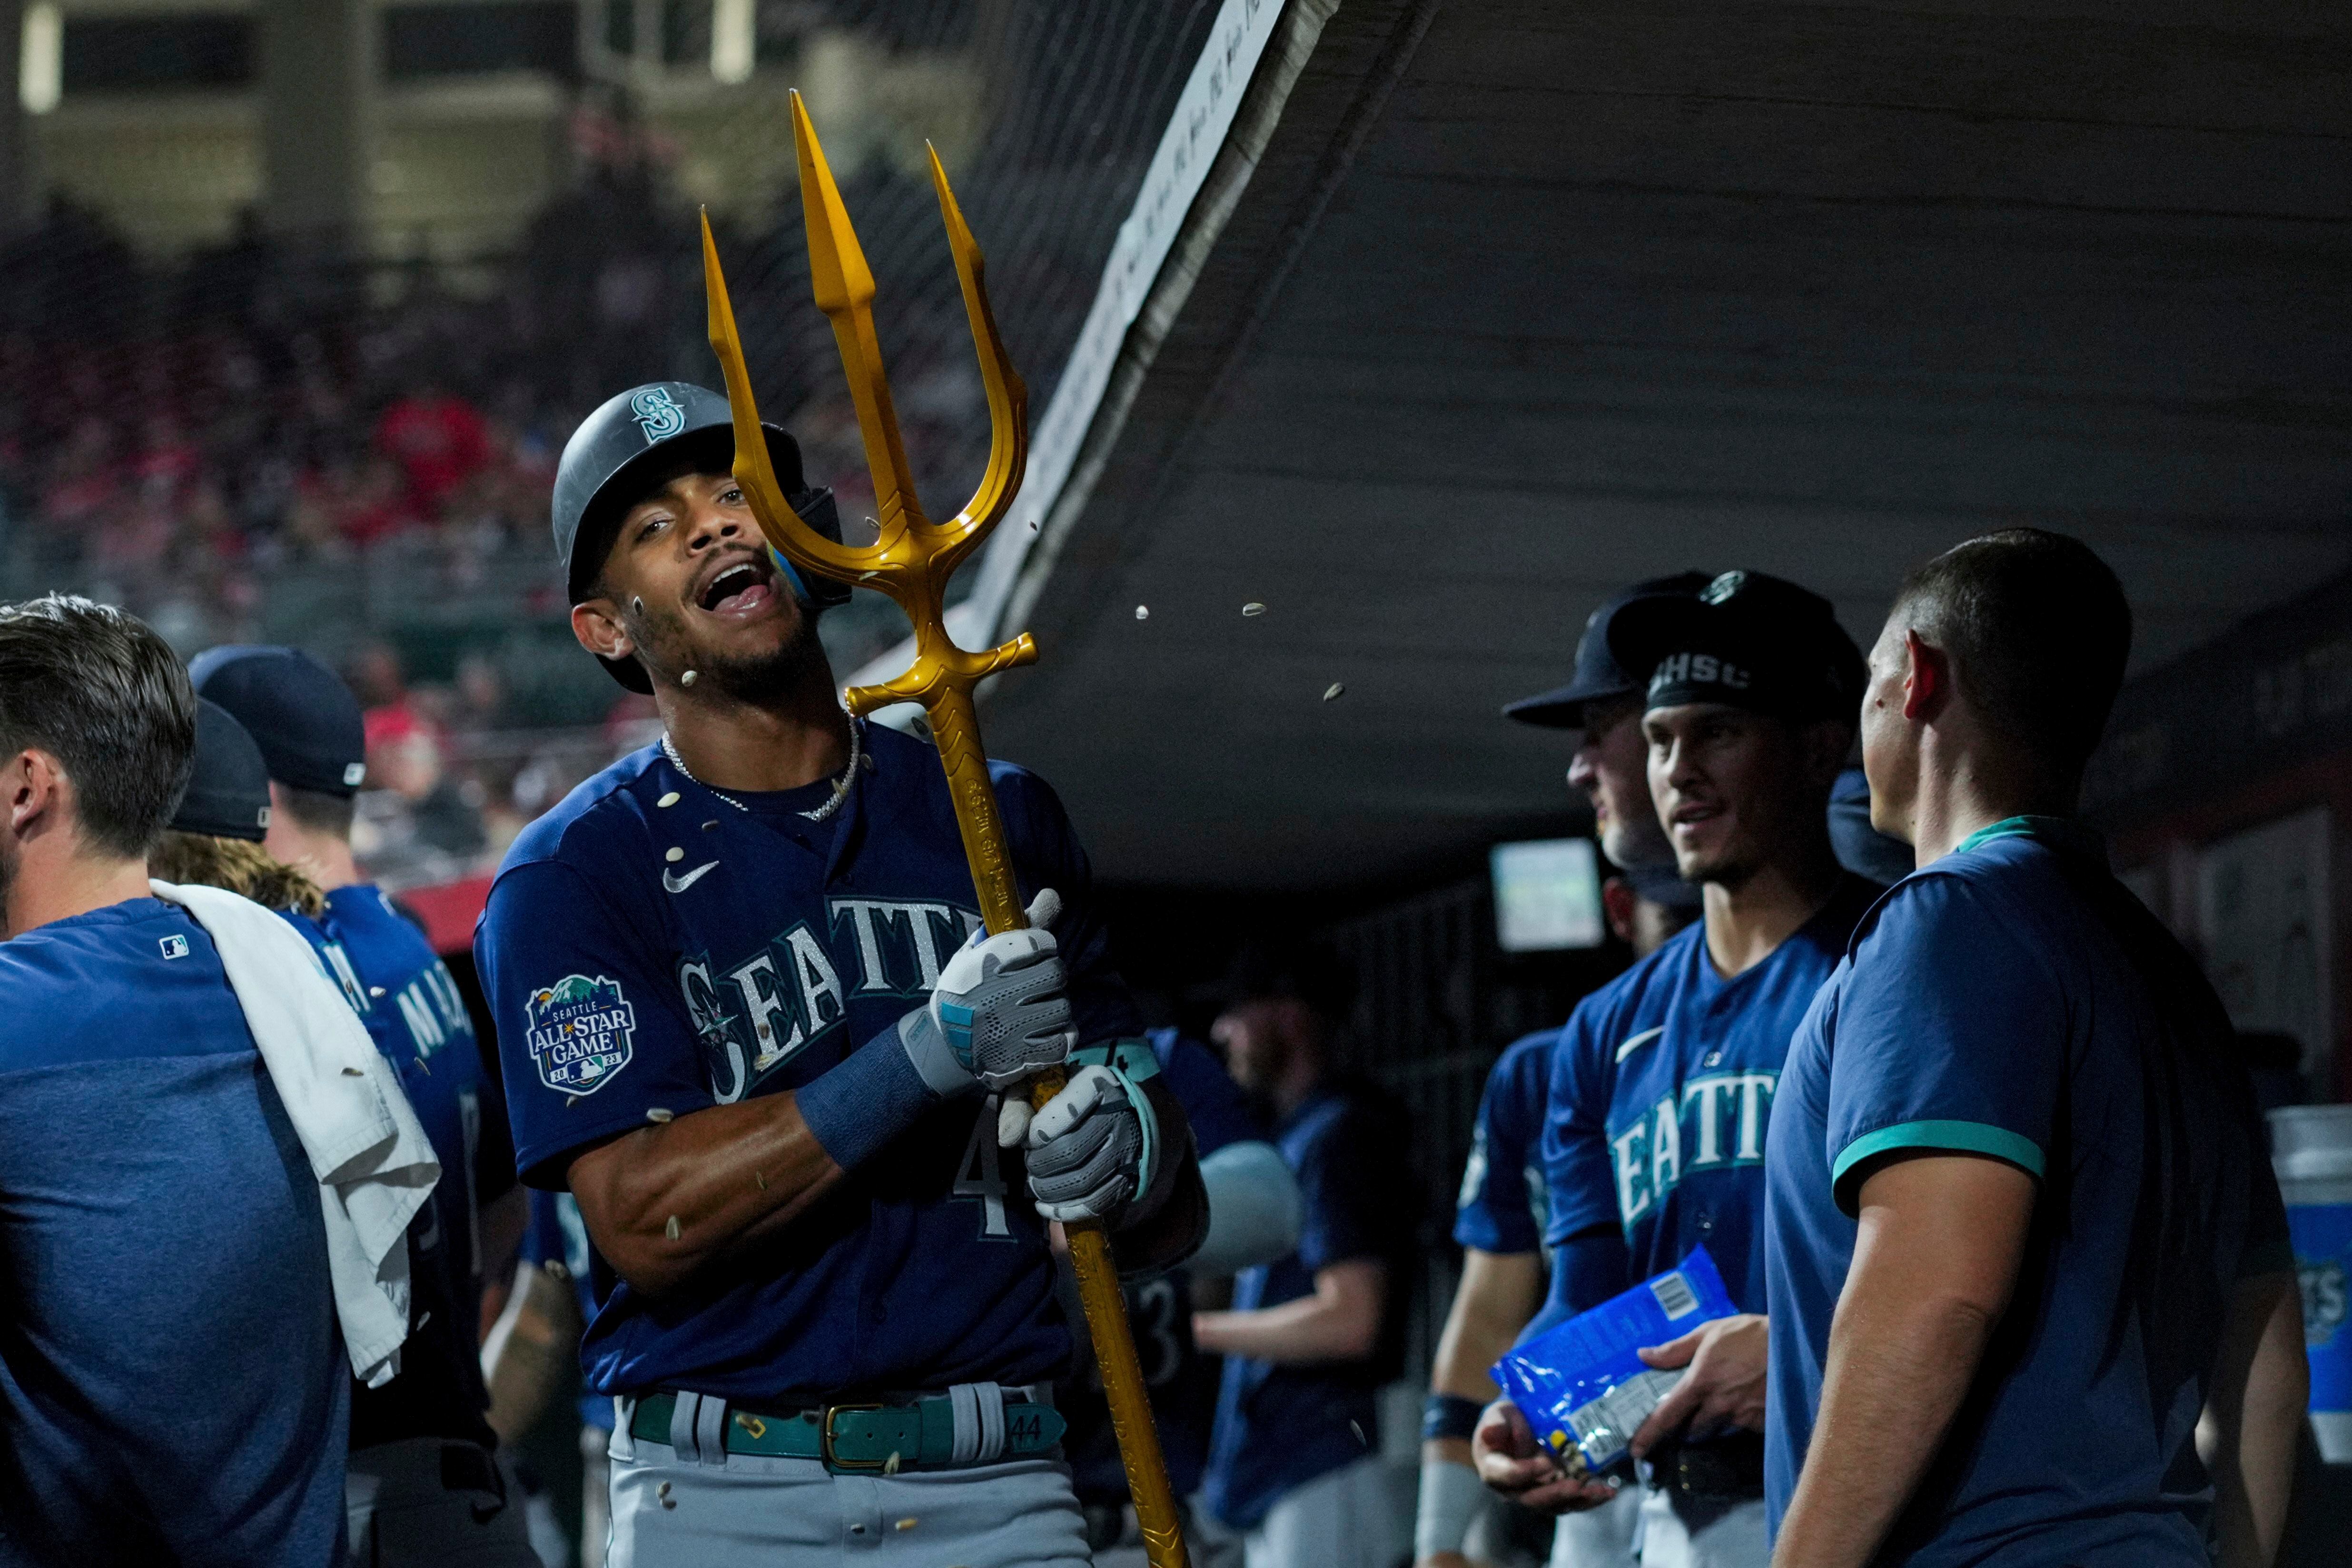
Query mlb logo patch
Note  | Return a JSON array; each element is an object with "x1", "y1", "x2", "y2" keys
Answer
[
  {"x1": 525, "y1": 974, "x2": 638, "y2": 1095},
  {"x1": 158, "y1": 934, "x2": 189, "y2": 960}
]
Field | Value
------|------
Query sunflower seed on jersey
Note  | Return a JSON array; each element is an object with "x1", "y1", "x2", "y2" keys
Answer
[
  {"x1": 1323, "y1": 682, "x2": 1345, "y2": 701},
  {"x1": 1135, "y1": 605, "x2": 1149, "y2": 620},
  {"x1": 657, "y1": 791, "x2": 681, "y2": 808},
  {"x1": 665, "y1": 847, "x2": 684, "y2": 862},
  {"x1": 1243, "y1": 602, "x2": 1265, "y2": 616},
  {"x1": 566, "y1": 1095, "x2": 580, "y2": 1107},
  {"x1": 664, "y1": 1215, "x2": 682, "y2": 1241},
  {"x1": 657, "y1": 1482, "x2": 672, "y2": 1499},
  {"x1": 341, "y1": 1066, "x2": 364, "y2": 1076},
  {"x1": 647, "y1": 1107, "x2": 675, "y2": 1124},
  {"x1": 702, "y1": 819, "x2": 719, "y2": 830}
]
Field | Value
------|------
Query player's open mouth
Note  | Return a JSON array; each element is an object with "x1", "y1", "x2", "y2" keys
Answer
[{"x1": 694, "y1": 555, "x2": 777, "y2": 620}]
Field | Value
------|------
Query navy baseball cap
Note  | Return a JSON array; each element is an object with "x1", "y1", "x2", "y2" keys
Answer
[
  {"x1": 188, "y1": 644, "x2": 368, "y2": 796},
  {"x1": 1606, "y1": 570, "x2": 1866, "y2": 724},
  {"x1": 1503, "y1": 573, "x2": 1713, "y2": 728},
  {"x1": 171, "y1": 700, "x2": 273, "y2": 842}
]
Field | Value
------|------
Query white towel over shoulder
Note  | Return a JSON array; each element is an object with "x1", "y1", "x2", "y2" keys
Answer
[{"x1": 150, "y1": 878, "x2": 440, "y2": 1388}]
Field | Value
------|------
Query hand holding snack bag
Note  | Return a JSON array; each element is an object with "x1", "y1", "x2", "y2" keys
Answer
[{"x1": 1492, "y1": 1247, "x2": 1738, "y2": 1477}]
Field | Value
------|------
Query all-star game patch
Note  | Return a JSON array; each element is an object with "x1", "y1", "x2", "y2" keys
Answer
[{"x1": 525, "y1": 974, "x2": 637, "y2": 1095}]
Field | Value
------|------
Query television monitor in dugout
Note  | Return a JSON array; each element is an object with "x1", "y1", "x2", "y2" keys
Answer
[{"x1": 1492, "y1": 838, "x2": 1604, "y2": 953}]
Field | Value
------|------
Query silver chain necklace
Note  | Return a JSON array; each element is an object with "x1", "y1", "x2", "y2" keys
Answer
[{"x1": 661, "y1": 712, "x2": 863, "y2": 823}]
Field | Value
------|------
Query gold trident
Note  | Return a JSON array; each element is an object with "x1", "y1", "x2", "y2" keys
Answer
[{"x1": 702, "y1": 91, "x2": 1191, "y2": 1568}]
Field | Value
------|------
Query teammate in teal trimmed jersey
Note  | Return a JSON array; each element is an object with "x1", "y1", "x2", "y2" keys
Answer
[
  {"x1": 1764, "y1": 530, "x2": 2305, "y2": 1568},
  {"x1": 1476, "y1": 571, "x2": 1875, "y2": 1568}
]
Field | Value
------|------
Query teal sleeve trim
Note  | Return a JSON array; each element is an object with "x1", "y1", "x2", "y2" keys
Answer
[{"x1": 1831, "y1": 1119, "x2": 2045, "y2": 1213}]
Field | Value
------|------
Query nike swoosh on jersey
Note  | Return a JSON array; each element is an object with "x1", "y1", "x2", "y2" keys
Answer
[
  {"x1": 1615, "y1": 1025, "x2": 1665, "y2": 1063},
  {"x1": 662, "y1": 861, "x2": 720, "y2": 894}
]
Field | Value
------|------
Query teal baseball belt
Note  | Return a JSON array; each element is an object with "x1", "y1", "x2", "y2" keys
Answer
[{"x1": 630, "y1": 1385, "x2": 1064, "y2": 1473}]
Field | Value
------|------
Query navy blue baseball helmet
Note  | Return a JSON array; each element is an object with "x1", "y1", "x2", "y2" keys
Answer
[{"x1": 553, "y1": 381, "x2": 852, "y2": 693}]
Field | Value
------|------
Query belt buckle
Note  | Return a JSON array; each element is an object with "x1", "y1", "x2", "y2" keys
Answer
[{"x1": 819, "y1": 1402, "x2": 885, "y2": 1471}]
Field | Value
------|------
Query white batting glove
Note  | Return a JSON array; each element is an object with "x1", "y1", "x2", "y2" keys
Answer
[{"x1": 893, "y1": 889, "x2": 1075, "y2": 1097}]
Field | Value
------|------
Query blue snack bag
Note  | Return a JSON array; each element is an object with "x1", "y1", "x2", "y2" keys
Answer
[{"x1": 1492, "y1": 1247, "x2": 1737, "y2": 1475}]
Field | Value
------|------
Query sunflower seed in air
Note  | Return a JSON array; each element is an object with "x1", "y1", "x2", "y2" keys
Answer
[
  {"x1": 1323, "y1": 682, "x2": 1345, "y2": 701},
  {"x1": 681, "y1": 670, "x2": 698, "y2": 687},
  {"x1": 1135, "y1": 605, "x2": 1149, "y2": 621},
  {"x1": 1242, "y1": 602, "x2": 1265, "y2": 616}
]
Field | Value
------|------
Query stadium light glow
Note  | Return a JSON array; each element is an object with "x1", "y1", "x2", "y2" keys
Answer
[
  {"x1": 20, "y1": 2, "x2": 59, "y2": 116},
  {"x1": 711, "y1": 0, "x2": 753, "y2": 85}
]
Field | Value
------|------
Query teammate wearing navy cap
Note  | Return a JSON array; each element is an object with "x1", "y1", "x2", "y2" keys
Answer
[
  {"x1": 0, "y1": 597, "x2": 347, "y2": 1566},
  {"x1": 1765, "y1": 531, "x2": 2304, "y2": 1568},
  {"x1": 1476, "y1": 570, "x2": 1876, "y2": 1568},
  {"x1": 1418, "y1": 577, "x2": 1710, "y2": 1568},
  {"x1": 476, "y1": 382, "x2": 1205, "y2": 1567},
  {"x1": 193, "y1": 642, "x2": 534, "y2": 1567}
]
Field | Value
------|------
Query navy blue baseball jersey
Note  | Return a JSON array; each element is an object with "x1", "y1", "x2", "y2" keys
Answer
[
  {"x1": 1542, "y1": 878, "x2": 1877, "y2": 1314},
  {"x1": 1068, "y1": 1028, "x2": 1268, "y2": 1503},
  {"x1": 475, "y1": 724, "x2": 1141, "y2": 1404},
  {"x1": 293, "y1": 883, "x2": 512, "y2": 1450},
  {"x1": 1204, "y1": 1075, "x2": 1416, "y2": 1530},
  {"x1": 1456, "y1": 1029, "x2": 1558, "y2": 1256},
  {"x1": 522, "y1": 1190, "x2": 613, "y2": 1431},
  {"x1": 1765, "y1": 820, "x2": 2292, "y2": 1566},
  {"x1": 0, "y1": 898, "x2": 347, "y2": 1566}
]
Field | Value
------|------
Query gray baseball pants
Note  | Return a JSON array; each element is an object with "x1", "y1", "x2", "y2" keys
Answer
[{"x1": 605, "y1": 1395, "x2": 1091, "y2": 1567}]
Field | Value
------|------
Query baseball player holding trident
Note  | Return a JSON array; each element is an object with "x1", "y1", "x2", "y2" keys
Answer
[{"x1": 477, "y1": 95, "x2": 1206, "y2": 1567}]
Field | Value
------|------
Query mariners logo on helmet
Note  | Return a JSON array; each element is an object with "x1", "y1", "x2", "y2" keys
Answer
[
  {"x1": 524, "y1": 974, "x2": 637, "y2": 1094},
  {"x1": 630, "y1": 386, "x2": 688, "y2": 444}
]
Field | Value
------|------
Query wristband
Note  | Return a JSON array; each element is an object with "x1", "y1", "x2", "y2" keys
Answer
[
  {"x1": 797, "y1": 1017, "x2": 941, "y2": 1170},
  {"x1": 1422, "y1": 1391, "x2": 1486, "y2": 1443},
  {"x1": 1413, "y1": 1456, "x2": 1487, "y2": 1559}
]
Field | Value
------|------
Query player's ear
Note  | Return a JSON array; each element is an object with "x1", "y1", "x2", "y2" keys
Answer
[
  {"x1": 571, "y1": 598, "x2": 632, "y2": 662},
  {"x1": 1601, "y1": 876, "x2": 1639, "y2": 946},
  {"x1": 1901, "y1": 629, "x2": 1947, "y2": 722},
  {"x1": 5, "y1": 748, "x2": 64, "y2": 836}
]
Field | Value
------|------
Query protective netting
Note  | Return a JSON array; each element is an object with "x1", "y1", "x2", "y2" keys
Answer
[
  {"x1": 0, "y1": 0, "x2": 1223, "y2": 704},
  {"x1": 0, "y1": 0, "x2": 1227, "y2": 887}
]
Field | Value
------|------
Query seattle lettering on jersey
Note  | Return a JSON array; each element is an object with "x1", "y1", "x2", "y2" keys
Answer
[
  {"x1": 1607, "y1": 1067, "x2": 1779, "y2": 1226},
  {"x1": 682, "y1": 897, "x2": 983, "y2": 1104}
]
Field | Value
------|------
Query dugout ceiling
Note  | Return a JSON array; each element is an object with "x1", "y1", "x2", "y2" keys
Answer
[{"x1": 983, "y1": 0, "x2": 2352, "y2": 893}]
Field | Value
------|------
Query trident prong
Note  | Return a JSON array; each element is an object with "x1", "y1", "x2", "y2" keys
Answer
[
  {"x1": 700, "y1": 95, "x2": 1191, "y2": 1568},
  {"x1": 702, "y1": 90, "x2": 1036, "y2": 721}
]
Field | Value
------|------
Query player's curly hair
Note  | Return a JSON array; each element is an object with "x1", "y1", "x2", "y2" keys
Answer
[{"x1": 149, "y1": 830, "x2": 326, "y2": 918}]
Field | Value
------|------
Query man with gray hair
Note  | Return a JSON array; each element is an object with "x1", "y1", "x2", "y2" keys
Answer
[{"x1": 0, "y1": 596, "x2": 426, "y2": 1568}]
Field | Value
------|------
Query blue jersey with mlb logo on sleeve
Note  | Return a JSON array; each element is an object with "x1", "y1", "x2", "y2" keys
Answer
[
  {"x1": 293, "y1": 883, "x2": 512, "y2": 1450},
  {"x1": 475, "y1": 723, "x2": 1141, "y2": 1405},
  {"x1": 0, "y1": 898, "x2": 346, "y2": 1568},
  {"x1": 1456, "y1": 1029, "x2": 1557, "y2": 1256},
  {"x1": 1542, "y1": 878, "x2": 1875, "y2": 1314},
  {"x1": 1764, "y1": 820, "x2": 2291, "y2": 1567}
]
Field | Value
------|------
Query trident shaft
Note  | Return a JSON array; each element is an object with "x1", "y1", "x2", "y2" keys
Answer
[{"x1": 702, "y1": 91, "x2": 1191, "y2": 1568}]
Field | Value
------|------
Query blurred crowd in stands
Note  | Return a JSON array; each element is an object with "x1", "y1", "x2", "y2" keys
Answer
[{"x1": 0, "y1": 144, "x2": 1011, "y2": 891}]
